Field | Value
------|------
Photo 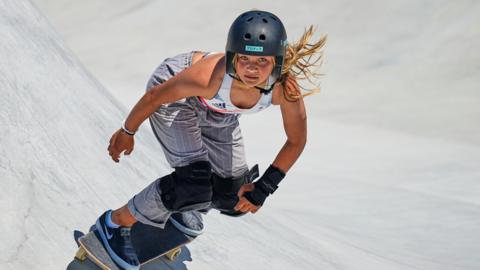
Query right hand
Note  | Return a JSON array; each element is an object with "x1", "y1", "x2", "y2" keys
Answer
[{"x1": 108, "y1": 129, "x2": 134, "y2": 163}]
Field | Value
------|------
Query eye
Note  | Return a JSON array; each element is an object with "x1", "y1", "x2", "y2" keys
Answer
[
  {"x1": 238, "y1": 55, "x2": 249, "y2": 61},
  {"x1": 257, "y1": 57, "x2": 271, "y2": 66}
]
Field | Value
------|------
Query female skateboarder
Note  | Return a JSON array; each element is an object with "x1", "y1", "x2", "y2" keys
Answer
[{"x1": 96, "y1": 10, "x2": 326, "y2": 270}]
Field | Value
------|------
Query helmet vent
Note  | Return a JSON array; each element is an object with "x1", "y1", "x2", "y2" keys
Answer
[
  {"x1": 262, "y1": 18, "x2": 268, "y2": 23},
  {"x1": 244, "y1": 33, "x2": 252, "y2": 40},
  {"x1": 259, "y1": 34, "x2": 266, "y2": 41},
  {"x1": 247, "y1": 17, "x2": 254, "y2": 22},
  {"x1": 270, "y1": 16, "x2": 277, "y2": 21}
]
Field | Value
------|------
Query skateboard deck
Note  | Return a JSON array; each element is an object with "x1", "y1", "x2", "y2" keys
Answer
[
  {"x1": 70, "y1": 218, "x2": 197, "y2": 270},
  {"x1": 77, "y1": 230, "x2": 120, "y2": 270}
]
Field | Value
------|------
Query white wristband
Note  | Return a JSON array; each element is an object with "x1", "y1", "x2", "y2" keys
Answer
[{"x1": 121, "y1": 121, "x2": 136, "y2": 136}]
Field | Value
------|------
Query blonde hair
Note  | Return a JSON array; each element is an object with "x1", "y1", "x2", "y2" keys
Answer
[
  {"x1": 281, "y1": 26, "x2": 327, "y2": 102},
  {"x1": 230, "y1": 26, "x2": 327, "y2": 101}
]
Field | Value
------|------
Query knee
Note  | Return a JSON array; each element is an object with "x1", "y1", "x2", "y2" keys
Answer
[{"x1": 159, "y1": 161, "x2": 213, "y2": 212}]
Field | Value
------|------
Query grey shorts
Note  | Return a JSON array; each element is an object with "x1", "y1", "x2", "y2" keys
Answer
[{"x1": 127, "y1": 51, "x2": 249, "y2": 228}]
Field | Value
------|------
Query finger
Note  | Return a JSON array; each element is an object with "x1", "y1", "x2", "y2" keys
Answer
[
  {"x1": 108, "y1": 133, "x2": 118, "y2": 152},
  {"x1": 109, "y1": 146, "x2": 121, "y2": 162},
  {"x1": 238, "y1": 204, "x2": 250, "y2": 213},
  {"x1": 238, "y1": 199, "x2": 256, "y2": 213},
  {"x1": 235, "y1": 197, "x2": 251, "y2": 211},
  {"x1": 246, "y1": 204, "x2": 260, "y2": 213},
  {"x1": 237, "y1": 186, "x2": 246, "y2": 197},
  {"x1": 243, "y1": 200, "x2": 259, "y2": 213},
  {"x1": 241, "y1": 204, "x2": 252, "y2": 213},
  {"x1": 237, "y1": 183, "x2": 254, "y2": 197},
  {"x1": 108, "y1": 145, "x2": 117, "y2": 157},
  {"x1": 240, "y1": 205, "x2": 253, "y2": 213},
  {"x1": 234, "y1": 200, "x2": 245, "y2": 211},
  {"x1": 110, "y1": 132, "x2": 118, "y2": 146},
  {"x1": 113, "y1": 152, "x2": 121, "y2": 163}
]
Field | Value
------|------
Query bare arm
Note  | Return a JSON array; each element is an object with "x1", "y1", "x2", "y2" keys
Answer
[
  {"x1": 124, "y1": 55, "x2": 222, "y2": 132},
  {"x1": 107, "y1": 54, "x2": 223, "y2": 162},
  {"x1": 235, "y1": 76, "x2": 307, "y2": 213},
  {"x1": 271, "y1": 77, "x2": 307, "y2": 173}
]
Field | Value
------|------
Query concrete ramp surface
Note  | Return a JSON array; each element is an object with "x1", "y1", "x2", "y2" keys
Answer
[{"x1": 0, "y1": 1, "x2": 163, "y2": 269}]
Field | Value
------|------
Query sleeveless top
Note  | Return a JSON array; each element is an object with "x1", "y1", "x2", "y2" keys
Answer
[{"x1": 196, "y1": 52, "x2": 274, "y2": 114}]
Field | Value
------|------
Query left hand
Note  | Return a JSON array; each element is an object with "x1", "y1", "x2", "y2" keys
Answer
[{"x1": 234, "y1": 183, "x2": 261, "y2": 214}]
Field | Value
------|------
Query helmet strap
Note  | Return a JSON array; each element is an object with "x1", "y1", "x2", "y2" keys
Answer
[{"x1": 228, "y1": 73, "x2": 278, "y2": 95}]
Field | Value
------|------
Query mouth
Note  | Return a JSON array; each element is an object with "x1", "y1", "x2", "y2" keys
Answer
[{"x1": 244, "y1": 75, "x2": 259, "y2": 81}]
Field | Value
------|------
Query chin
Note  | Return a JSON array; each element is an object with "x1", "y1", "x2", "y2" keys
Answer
[{"x1": 240, "y1": 76, "x2": 268, "y2": 88}]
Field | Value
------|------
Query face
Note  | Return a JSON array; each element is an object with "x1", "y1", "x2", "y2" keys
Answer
[{"x1": 234, "y1": 54, "x2": 274, "y2": 87}]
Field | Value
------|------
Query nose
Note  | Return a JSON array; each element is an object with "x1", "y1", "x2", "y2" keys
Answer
[{"x1": 246, "y1": 63, "x2": 258, "y2": 72}]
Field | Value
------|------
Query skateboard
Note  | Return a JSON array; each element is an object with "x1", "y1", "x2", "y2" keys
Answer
[{"x1": 68, "y1": 214, "x2": 200, "y2": 270}]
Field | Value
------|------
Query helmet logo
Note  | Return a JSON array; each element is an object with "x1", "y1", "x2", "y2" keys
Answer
[{"x1": 245, "y1": 45, "x2": 264, "y2": 52}]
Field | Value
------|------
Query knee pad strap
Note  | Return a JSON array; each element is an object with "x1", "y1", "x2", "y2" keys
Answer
[{"x1": 159, "y1": 161, "x2": 213, "y2": 212}]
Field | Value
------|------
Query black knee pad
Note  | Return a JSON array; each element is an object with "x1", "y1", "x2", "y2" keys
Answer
[
  {"x1": 159, "y1": 161, "x2": 213, "y2": 212},
  {"x1": 212, "y1": 165, "x2": 259, "y2": 217}
]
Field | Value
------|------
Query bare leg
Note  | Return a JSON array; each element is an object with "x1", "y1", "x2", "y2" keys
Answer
[{"x1": 111, "y1": 204, "x2": 137, "y2": 227}]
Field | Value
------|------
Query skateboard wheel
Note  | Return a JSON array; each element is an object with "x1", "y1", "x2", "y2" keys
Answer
[
  {"x1": 165, "y1": 247, "x2": 182, "y2": 261},
  {"x1": 75, "y1": 247, "x2": 87, "y2": 261}
]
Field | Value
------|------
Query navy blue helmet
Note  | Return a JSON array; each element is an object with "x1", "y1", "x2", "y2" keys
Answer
[{"x1": 226, "y1": 10, "x2": 288, "y2": 81}]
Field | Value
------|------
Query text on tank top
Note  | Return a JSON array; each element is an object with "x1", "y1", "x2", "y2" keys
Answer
[{"x1": 197, "y1": 73, "x2": 274, "y2": 114}]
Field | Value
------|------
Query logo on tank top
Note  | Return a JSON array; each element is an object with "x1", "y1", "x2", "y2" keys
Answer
[{"x1": 212, "y1": 102, "x2": 226, "y2": 109}]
